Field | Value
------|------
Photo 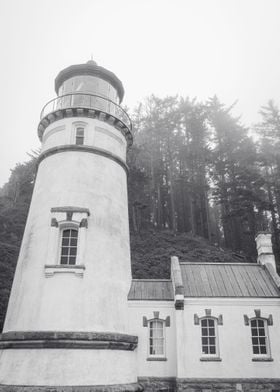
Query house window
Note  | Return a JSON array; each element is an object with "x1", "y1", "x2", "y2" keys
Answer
[
  {"x1": 60, "y1": 228, "x2": 78, "y2": 265},
  {"x1": 244, "y1": 310, "x2": 273, "y2": 361},
  {"x1": 149, "y1": 319, "x2": 165, "y2": 356},
  {"x1": 251, "y1": 318, "x2": 269, "y2": 355},
  {"x1": 201, "y1": 318, "x2": 217, "y2": 355},
  {"x1": 76, "y1": 127, "x2": 84, "y2": 145}
]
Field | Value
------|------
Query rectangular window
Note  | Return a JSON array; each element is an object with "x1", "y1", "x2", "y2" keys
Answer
[
  {"x1": 76, "y1": 127, "x2": 84, "y2": 145},
  {"x1": 251, "y1": 319, "x2": 268, "y2": 355},
  {"x1": 149, "y1": 320, "x2": 164, "y2": 356},
  {"x1": 60, "y1": 229, "x2": 78, "y2": 265},
  {"x1": 201, "y1": 318, "x2": 216, "y2": 355}
]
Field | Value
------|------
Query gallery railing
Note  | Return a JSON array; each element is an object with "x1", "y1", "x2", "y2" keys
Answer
[{"x1": 40, "y1": 93, "x2": 132, "y2": 130}]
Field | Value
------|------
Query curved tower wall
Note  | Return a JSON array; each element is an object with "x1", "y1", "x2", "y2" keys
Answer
[
  {"x1": 4, "y1": 118, "x2": 130, "y2": 333},
  {"x1": 0, "y1": 61, "x2": 139, "y2": 389}
]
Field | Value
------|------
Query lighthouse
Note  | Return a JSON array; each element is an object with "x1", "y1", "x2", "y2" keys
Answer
[{"x1": 0, "y1": 60, "x2": 141, "y2": 391}]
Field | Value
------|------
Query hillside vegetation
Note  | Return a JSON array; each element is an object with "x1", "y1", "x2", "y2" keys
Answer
[{"x1": 131, "y1": 229, "x2": 252, "y2": 279}]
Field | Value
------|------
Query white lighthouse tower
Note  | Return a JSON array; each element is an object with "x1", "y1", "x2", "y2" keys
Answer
[{"x1": 0, "y1": 60, "x2": 141, "y2": 391}]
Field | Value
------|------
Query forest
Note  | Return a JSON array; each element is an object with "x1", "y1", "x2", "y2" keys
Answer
[{"x1": 0, "y1": 94, "x2": 280, "y2": 330}]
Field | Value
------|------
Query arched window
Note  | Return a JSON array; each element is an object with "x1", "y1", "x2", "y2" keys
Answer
[
  {"x1": 244, "y1": 310, "x2": 273, "y2": 360},
  {"x1": 250, "y1": 318, "x2": 269, "y2": 355},
  {"x1": 194, "y1": 310, "x2": 222, "y2": 361},
  {"x1": 76, "y1": 127, "x2": 84, "y2": 145},
  {"x1": 201, "y1": 317, "x2": 217, "y2": 355},
  {"x1": 60, "y1": 228, "x2": 78, "y2": 265},
  {"x1": 149, "y1": 319, "x2": 164, "y2": 356}
]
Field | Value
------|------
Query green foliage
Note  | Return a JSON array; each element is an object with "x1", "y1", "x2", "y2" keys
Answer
[
  {"x1": 0, "y1": 158, "x2": 37, "y2": 330},
  {"x1": 206, "y1": 96, "x2": 268, "y2": 256},
  {"x1": 131, "y1": 229, "x2": 252, "y2": 279}
]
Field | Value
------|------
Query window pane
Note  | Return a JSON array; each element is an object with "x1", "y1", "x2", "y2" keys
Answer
[
  {"x1": 201, "y1": 319, "x2": 207, "y2": 327},
  {"x1": 251, "y1": 320, "x2": 257, "y2": 327},
  {"x1": 258, "y1": 319, "x2": 264, "y2": 328},
  {"x1": 61, "y1": 247, "x2": 68, "y2": 255},
  {"x1": 253, "y1": 346, "x2": 260, "y2": 354},
  {"x1": 62, "y1": 238, "x2": 69, "y2": 246},
  {"x1": 259, "y1": 328, "x2": 265, "y2": 336},
  {"x1": 260, "y1": 346, "x2": 267, "y2": 354},
  {"x1": 252, "y1": 338, "x2": 258, "y2": 345},
  {"x1": 208, "y1": 319, "x2": 214, "y2": 327},
  {"x1": 70, "y1": 238, "x2": 77, "y2": 246},
  {"x1": 60, "y1": 256, "x2": 68, "y2": 264},
  {"x1": 202, "y1": 337, "x2": 208, "y2": 345},
  {"x1": 156, "y1": 346, "x2": 164, "y2": 355},
  {"x1": 209, "y1": 337, "x2": 215, "y2": 345},
  {"x1": 76, "y1": 137, "x2": 83, "y2": 145},
  {"x1": 69, "y1": 257, "x2": 76, "y2": 265},
  {"x1": 209, "y1": 328, "x2": 215, "y2": 336},
  {"x1": 76, "y1": 128, "x2": 84, "y2": 145},
  {"x1": 70, "y1": 247, "x2": 77, "y2": 256},
  {"x1": 202, "y1": 346, "x2": 209, "y2": 354},
  {"x1": 251, "y1": 328, "x2": 258, "y2": 336},
  {"x1": 209, "y1": 346, "x2": 216, "y2": 354},
  {"x1": 202, "y1": 328, "x2": 208, "y2": 336}
]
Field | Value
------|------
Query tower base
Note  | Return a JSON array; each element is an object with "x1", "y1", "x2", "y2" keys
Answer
[{"x1": 0, "y1": 383, "x2": 143, "y2": 392}]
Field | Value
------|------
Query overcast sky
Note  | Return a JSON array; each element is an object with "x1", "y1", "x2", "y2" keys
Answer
[{"x1": 0, "y1": 0, "x2": 280, "y2": 186}]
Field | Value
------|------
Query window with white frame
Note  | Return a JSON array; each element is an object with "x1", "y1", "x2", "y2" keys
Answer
[
  {"x1": 76, "y1": 127, "x2": 84, "y2": 145},
  {"x1": 194, "y1": 309, "x2": 223, "y2": 361},
  {"x1": 201, "y1": 317, "x2": 217, "y2": 355},
  {"x1": 142, "y1": 312, "x2": 170, "y2": 360},
  {"x1": 60, "y1": 228, "x2": 78, "y2": 265},
  {"x1": 149, "y1": 319, "x2": 165, "y2": 356},
  {"x1": 250, "y1": 318, "x2": 269, "y2": 355},
  {"x1": 244, "y1": 310, "x2": 273, "y2": 361},
  {"x1": 45, "y1": 207, "x2": 89, "y2": 277}
]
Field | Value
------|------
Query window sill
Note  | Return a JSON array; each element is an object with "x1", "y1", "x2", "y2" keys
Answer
[
  {"x1": 146, "y1": 357, "x2": 167, "y2": 361},
  {"x1": 200, "y1": 357, "x2": 222, "y2": 362},
  {"x1": 252, "y1": 357, "x2": 273, "y2": 362},
  {"x1": 44, "y1": 264, "x2": 85, "y2": 277}
]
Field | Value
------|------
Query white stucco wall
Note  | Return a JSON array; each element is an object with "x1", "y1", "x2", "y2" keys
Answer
[
  {"x1": 179, "y1": 298, "x2": 280, "y2": 379},
  {"x1": 128, "y1": 297, "x2": 280, "y2": 380},
  {"x1": 4, "y1": 141, "x2": 130, "y2": 332},
  {"x1": 0, "y1": 349, "x2": 137, "y2": 386},
  {"x1": 128, "y1": 301, "x2": 176, "y2": 377},
  {"x1": 42, "y1": 117, "x2": 127, "y2": 161}
]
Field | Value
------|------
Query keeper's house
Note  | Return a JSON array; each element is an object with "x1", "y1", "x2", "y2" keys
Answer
[{"x1": 129, "y1": 234, "x2": 280, "y2": 391}]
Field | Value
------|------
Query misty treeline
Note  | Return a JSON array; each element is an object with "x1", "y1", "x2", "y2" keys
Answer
[{"x1": 127, "y1": 95, "x2": 280, "y2": 265}]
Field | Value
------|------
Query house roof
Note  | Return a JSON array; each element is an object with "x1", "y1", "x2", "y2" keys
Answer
[
  {"x1": 180, "y1": 263, "x2": 280, "y2": 298},
  {"x1": 128, "y1": 279, "x2": 174, "y2": 301},
  {"x1": 128, "y1": 262, "x2": 280, "y2": 301}
]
